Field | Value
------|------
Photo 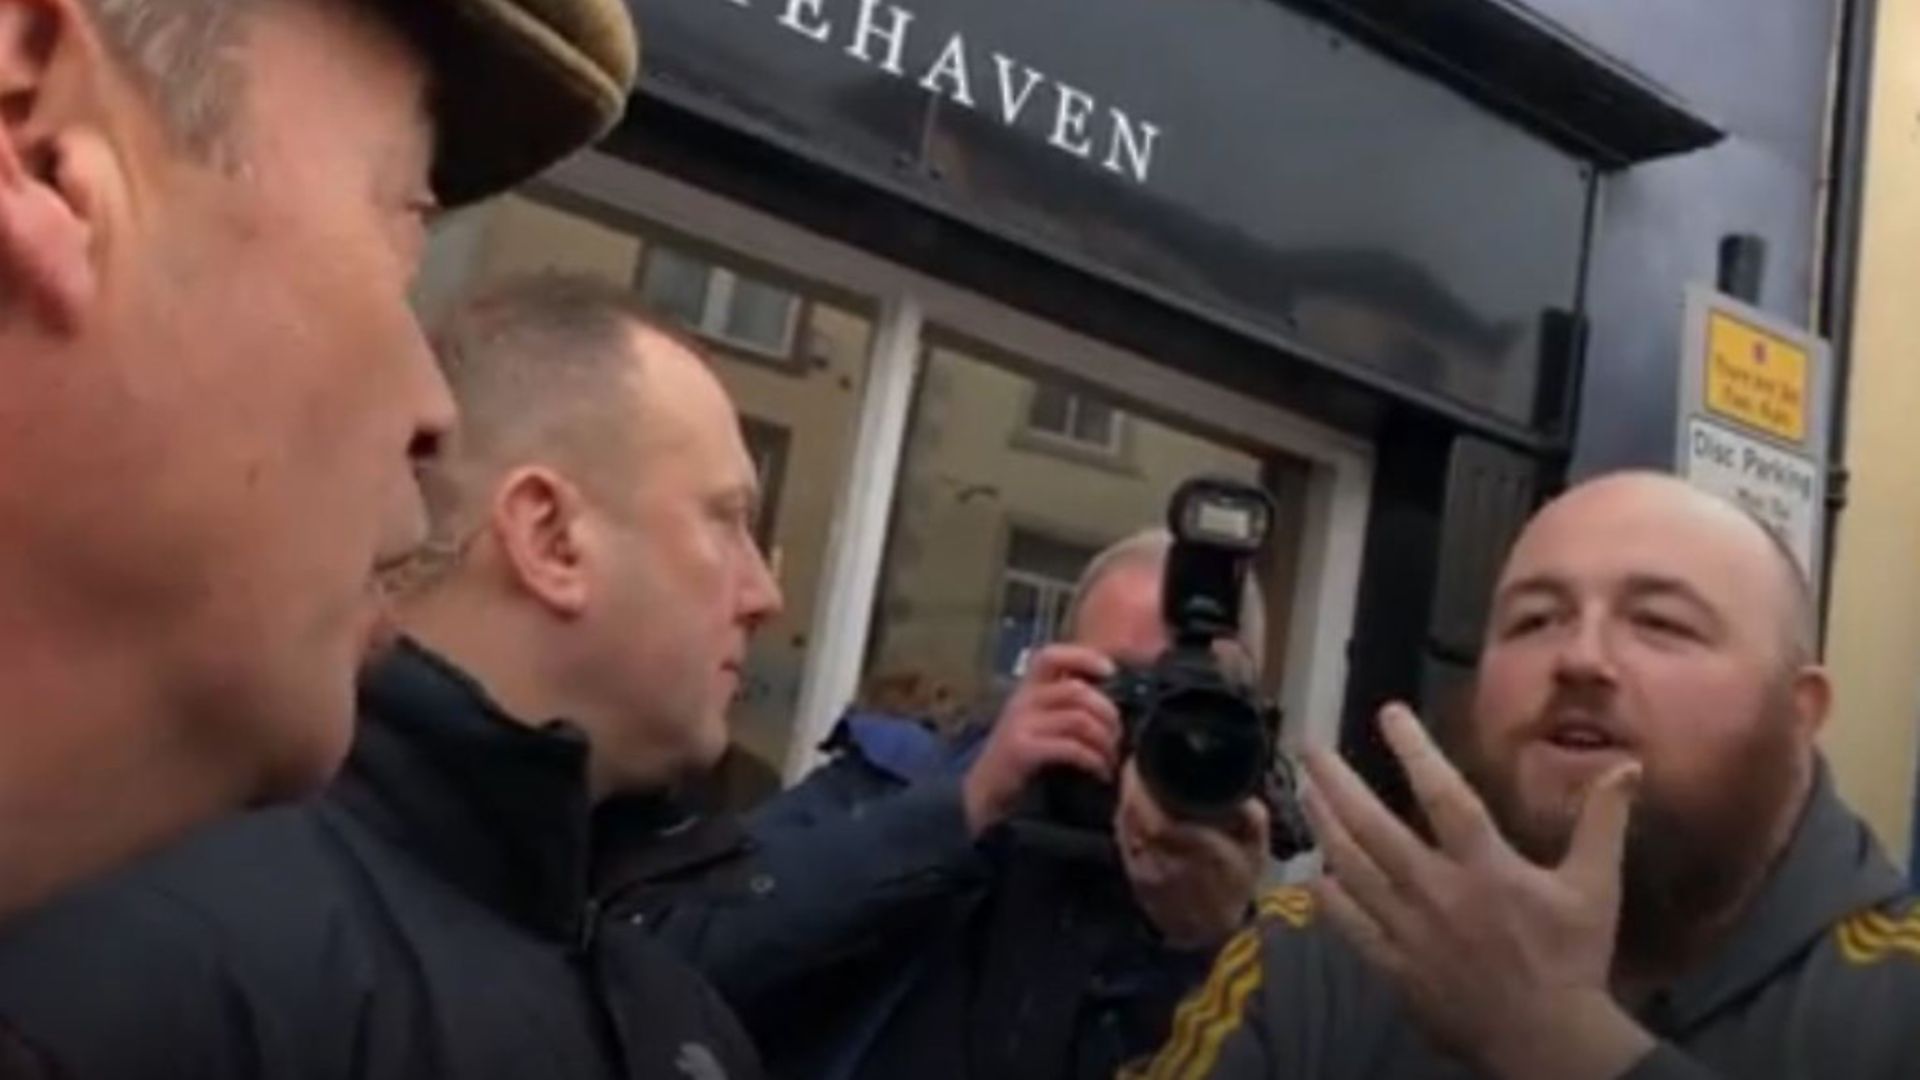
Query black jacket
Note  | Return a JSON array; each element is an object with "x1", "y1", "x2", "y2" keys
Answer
[{"x1": 0, "y1": 639, "x2": 760, "y2": 1080}]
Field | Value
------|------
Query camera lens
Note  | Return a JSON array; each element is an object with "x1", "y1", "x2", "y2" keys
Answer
[{"x1": 1135, "y1": 685, "x2": 1269, "y2": 818}]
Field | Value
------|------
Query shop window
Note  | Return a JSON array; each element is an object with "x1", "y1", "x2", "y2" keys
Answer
[
  {"x1": 868, "y1": 338, "x2": 1284, "y2": 720},
  {"x1": 1027, "y1": 382, "x2": 1124, "y2": 454},
  {"x1": 638, "y1": 244, "x2": 803, "y2": 363},
  {"x1": 989, "y1": 529, "x2": 1098, "y2": 678}
]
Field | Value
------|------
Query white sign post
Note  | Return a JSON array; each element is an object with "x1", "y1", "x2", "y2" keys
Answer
[{"x1": 1674, "y1": 286, "x2": 1833, "y2": 589}]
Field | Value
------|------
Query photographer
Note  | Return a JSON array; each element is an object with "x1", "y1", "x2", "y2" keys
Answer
[{"x1": 624, "y1": 528, "x2": 1277, "y2": 1080}]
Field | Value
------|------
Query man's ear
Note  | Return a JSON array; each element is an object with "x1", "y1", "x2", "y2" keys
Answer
[
  {"x1": 490, "y1": 466, "x2": 593, "y2": 618},
  {"x1": 0, "y1": 0, "x2": 119, "y2": 335},
  {"x1": 1790, "y1": 664, "x2": 1833, "y2": 741}
]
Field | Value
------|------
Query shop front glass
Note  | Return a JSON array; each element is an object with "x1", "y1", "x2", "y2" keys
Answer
[{"x1": 863, "y1": 334, "x2": 1311, "y2": 731}]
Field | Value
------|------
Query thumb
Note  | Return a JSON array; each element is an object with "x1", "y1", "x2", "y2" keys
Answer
[{"x1": 1560, "y1": 763, "x2": 1642, "y2": 897}]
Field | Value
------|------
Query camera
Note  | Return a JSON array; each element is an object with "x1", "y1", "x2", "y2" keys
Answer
[{"x1": 1040, "y1": 476, "x2": 1312, "y2": 860}]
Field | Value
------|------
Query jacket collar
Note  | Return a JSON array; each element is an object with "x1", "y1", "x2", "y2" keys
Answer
[
  {"x1": 335, "y1": 637, "x2": 598, "y2": 942},
  {"x1": 592, "y1": 797, "x2": 754, "y2": 900},
  {"x1": 1655, "y1": 758, "x2": 1906, "y2": 1031}
]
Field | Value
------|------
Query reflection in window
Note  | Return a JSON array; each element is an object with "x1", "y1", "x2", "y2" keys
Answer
[
  {"x1": 1028, "y1": 382, "x2": 1123, "y2": 453},
  {"x1": 868, "y1": 340, "x2": 1276, "y2": 723},
  {"x1": 990, "y1": 529, "x2": 1097, "y2": 678},
  {"x1": 638, "y1": 244, "x2": 802, "y2": 360},
  {"x1": 738, "y1": 416, "x2": 790, "y2": 553}
]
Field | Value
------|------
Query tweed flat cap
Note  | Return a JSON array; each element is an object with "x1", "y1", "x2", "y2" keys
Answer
[{"x1": 398, "y1": 0, "x2": 639, "y2": 206}]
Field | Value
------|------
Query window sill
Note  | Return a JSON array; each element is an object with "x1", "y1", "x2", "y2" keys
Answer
[{"x1": 1009, "y1": 428, "x2": 1139, "y2": 477}]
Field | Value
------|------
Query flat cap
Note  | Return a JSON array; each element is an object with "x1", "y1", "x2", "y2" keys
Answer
[{"x1": 397, "y1": 0, "x2": 639, "y2": 206}]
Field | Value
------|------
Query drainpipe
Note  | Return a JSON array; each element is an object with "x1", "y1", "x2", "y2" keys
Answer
[{"x1": 1815, "y1": 0, "x2": 1876, "y2": 651}]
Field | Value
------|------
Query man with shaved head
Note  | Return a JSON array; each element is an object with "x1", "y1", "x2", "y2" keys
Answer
[{"x1": 1139, "y1": 472, "x2": 1920, "y2": 1080}]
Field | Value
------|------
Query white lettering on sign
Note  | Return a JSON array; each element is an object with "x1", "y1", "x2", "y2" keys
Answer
[
  {"x1": 778, "y1": 0, "x2": 832, "y2": 42},
  {"x1": 711, "y1": 0, "x2": 1165, "y2": 185},
  {"x1": 919, "y1": 32, "x2": 975, "y2": 107},
  {"x1": 847, "y1": 0, "x2": 914, "y2": 75},
  {"x1": 992, "y1": 53, "x2": 1045, "y2": 125},
  {"x1": 1049, "y1": 81, "x2": 1096, "y2": 158},
  {"x1": 1103, "y1": 113, "x2": 1161, "y2": 183},
  {"x1": 1685, "y1": 418, "x2": 1820, "y2": 576}
]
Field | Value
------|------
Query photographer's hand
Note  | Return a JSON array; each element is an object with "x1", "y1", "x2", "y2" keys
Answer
[
  {"x1": 962, "y1": 645, "x2": 1121, "y2": 838},
  {"x1": 1117, "y1": 761, "x2": 1269, "y2": 950}
]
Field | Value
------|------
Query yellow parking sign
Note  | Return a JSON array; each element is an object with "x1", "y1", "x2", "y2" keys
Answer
[{"x1": 1704, "y1": 309, "x2": 1809, "y2": 442}]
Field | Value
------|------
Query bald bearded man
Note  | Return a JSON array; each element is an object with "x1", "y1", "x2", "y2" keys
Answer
[{"x1": 1139, "y1": 472, "x2": 1920, "y2": 1080}]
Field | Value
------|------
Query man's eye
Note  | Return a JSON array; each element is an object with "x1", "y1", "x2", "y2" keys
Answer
[
  {"x1": 1634, "y1": 612, "x2": 1699, "y2": 640},
  {"x1": 1500, "y1": 611, "x2": 1553, "y2": 638}
]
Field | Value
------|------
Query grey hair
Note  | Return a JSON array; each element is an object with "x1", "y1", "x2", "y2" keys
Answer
[
  {"x1": 82, "y1": 0, "x2": 254, "y2": 158},
  {"x1": 1062, "y1": 527, "x2": 1270, "y2": 678}
]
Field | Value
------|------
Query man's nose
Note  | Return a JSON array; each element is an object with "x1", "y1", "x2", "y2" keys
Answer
[
  {"x1": 409, "y1": 380, "x2": 456, "y2": 468},
  {"x1": 742, "y1": 543, "x2": 786, "y2": 627},
  {"x1": 403, "y1": 326, "x2": 457, "y2": 468},
  {"x1": 1551, "y1": 610, "x2": 1618, "y2": 684}
]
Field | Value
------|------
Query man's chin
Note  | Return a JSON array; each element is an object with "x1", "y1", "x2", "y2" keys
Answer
[
  {"x1": 1491, "y1": 773, "x2": 1590, "y2": 866},
  {"x1": 1514, "y1": 746, "x2": 1637, "y2": 818},
  {"x1": 695, "y1": 722, "x2": 735, "y2": 774},
  {"x1": 359, "y1": 615, "x2": 403, "y2": 671},
  {"x1": 250, "y1": 683, "x2": 357, "y2": 807}
]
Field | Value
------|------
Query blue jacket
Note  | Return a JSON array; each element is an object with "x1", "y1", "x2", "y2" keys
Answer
[{"x1": 613, "y1": 712, "x2": 1217, "y2": 1080}]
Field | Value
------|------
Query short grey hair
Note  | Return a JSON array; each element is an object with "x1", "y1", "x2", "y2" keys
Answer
[
  {"x1": 82, "y1": 0, "x2": 253, "y2": 158},
  {"x1": 1062, "y1": 528, "x2": 1270, "y2": 678},
  {"x1": 83, "y1": 0, "x2": 428, "y2": 163}
]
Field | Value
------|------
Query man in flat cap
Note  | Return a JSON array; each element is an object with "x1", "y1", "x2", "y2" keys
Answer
[
  {"x1": 0, "y1": 274, "x2": 773, "y2": 1078},
  {"x1": 0, "y1": 0, "x2": 635, "y2": 928}
]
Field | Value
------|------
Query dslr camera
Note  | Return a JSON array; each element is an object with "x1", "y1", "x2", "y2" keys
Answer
[{"x1": 1041, "y1": 476, "x2": 1312, "y2": 860}]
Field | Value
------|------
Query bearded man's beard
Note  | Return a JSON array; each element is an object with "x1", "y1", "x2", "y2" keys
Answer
[{"x1": 1441, "y1": 682, "x2": 1807, "y2": 974}]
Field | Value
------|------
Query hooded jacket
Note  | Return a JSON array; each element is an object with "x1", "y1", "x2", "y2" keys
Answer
[{"x1": 1131, "y1": 762, "x2": 1920, "y2": 1080}]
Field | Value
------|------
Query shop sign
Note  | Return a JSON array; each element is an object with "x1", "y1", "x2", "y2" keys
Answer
[{"x1": 1675, "y1": 286, "x2": 1832, "y2": 583}]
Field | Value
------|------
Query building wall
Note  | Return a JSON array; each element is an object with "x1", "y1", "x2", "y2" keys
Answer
[
  {"x1": 1824, "y1": 0, "x2": 1920, "y2": 865},
  {"x1": 1516, "y1": 2, "x2": 1920, "y2": 853},
  {"x1": 1530, "y1": 0, "x2": 1843, "y2": 474}
]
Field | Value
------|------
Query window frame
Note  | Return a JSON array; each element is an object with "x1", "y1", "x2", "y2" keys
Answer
[
  {"x1": 737, "y1": 414, "x2": 792, "y2": 554},
  {"x1": 986, "y1": 526, "x2": 1100, "y2": 680},
  {"x1": 1024, "y1": 382, "x2": 1126, "y2": 456},
  {"x1": 635, "y1": 242, "x2": 809, "y2": 369}
]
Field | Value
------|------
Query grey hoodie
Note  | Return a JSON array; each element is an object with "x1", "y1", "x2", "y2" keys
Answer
[{"x1": 1130, "y1": 761, "x2": 1919, "y2": 1080}]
